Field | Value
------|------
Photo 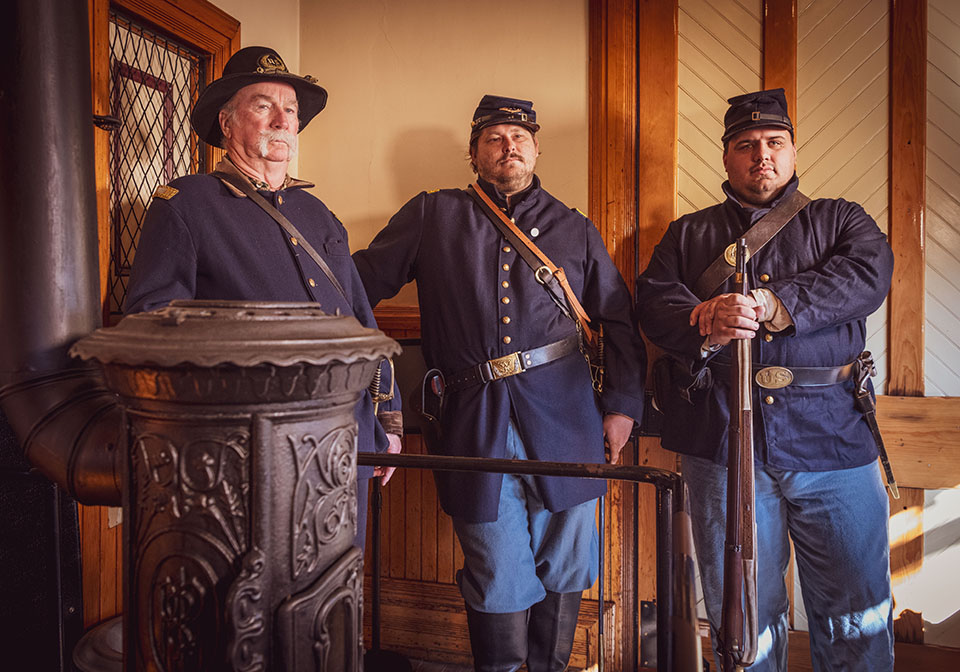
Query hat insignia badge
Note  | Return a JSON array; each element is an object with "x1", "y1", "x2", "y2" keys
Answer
[
  {"x1": 257, "y1": 53, "x2": 288, "y2": 74},
  {"x1": 499, "y1": 107, "x2": 523, "y2": 113}
]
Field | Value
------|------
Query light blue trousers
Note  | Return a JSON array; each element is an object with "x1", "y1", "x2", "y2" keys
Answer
[
  {"x1": 452, "y1": 422, "x2": 599, "y2": 613},
  {"x1": 682, "y1": 455, "x2": 894, "y2": 671}
]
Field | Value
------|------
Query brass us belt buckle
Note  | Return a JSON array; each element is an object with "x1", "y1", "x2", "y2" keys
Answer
[
  {"x1": 488, "y1": 352, "x2": 523, "y2": 380},
  {"x1": 755, "y1": 366, "x2": 793, "y2": 389},
  {"x1": 724, "y1": 242, "x2": 752, "y2": 266}
]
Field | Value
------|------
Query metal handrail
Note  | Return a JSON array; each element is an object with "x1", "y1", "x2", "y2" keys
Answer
[{"x1": 357, "y1": 449, "x2": 701, "y2": 672}]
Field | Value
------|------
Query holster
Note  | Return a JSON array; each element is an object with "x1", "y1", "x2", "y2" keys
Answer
[
  {"x1": 652, "y1": 354, "x2": 713, "y2": 411},
  {"x1": 417, "y1": 368, "x2": 446, "y2": 454}
]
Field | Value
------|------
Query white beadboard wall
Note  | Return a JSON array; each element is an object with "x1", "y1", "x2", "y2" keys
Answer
[
  {"x1": 926, "y1": 0, "x2": 960, "y2": 397},
  {"x1": 677, "y1": 0, "x2": 763, "y2": 216},
  {"x1": 797, "y1": 0, "x2": 890, "y2": 394}
]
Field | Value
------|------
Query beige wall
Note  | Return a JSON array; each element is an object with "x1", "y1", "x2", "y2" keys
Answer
[
  {"x1": 297, "y1": 0, "x2": 589, "y2": 303},
  {"x1": 214, "y1": 0, "x2": 301, "y2": 174}
]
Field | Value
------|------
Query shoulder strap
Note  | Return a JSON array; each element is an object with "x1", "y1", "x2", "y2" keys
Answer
[
  {"x1": 466, "y1": 183, "x2": 599, "y2": 348},
  {"x1": 212, "y1": 170, "x2": 347, "y2": 300},
  {"x1": 692, "y1": 189, "x2": 811, "y2": 300}
]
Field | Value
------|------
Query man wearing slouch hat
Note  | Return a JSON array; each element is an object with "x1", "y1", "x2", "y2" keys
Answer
[
  {"x1": 636, "y1": 88, "x2": 894, "y2": 671},
  {"x1": 124, "y1": 46, "x2": 402, "y2": 548},
  {"x1": 354, "y1": 95, "x2": 647, "y2": 671}
]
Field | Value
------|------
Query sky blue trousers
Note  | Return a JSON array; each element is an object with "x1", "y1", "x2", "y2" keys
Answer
[
  {"x1": 453, "y1": 422, "x2": 599, "y2": 613},
  {"x1": 682, "y1": 455, "x2": 894, "y2": 671}
]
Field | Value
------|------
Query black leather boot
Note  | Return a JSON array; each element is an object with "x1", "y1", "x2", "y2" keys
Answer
[
  {"x1": 464, "y1": 604, "x2": 529, "y2": 672},
  {"x1": 526, "y1": 590, "x2": 582, "y2": 672}
]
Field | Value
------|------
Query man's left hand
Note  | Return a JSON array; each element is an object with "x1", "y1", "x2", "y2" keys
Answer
[
  {"x1": 603, "y1": 413, "x2": 634, "y2": 465},
  {"x1": 374, "y1": 433, "x2": 403, "y2": 485}
]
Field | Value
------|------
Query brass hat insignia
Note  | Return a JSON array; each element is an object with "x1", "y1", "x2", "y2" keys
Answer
[{"x1": 257, "y1": 53, "x2": 288, "y2": 74}]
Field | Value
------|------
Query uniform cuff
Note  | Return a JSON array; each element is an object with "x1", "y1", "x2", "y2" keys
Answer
[
  {"x1": 751, "y1": 288, "x2": 793, "y2": 333},
  {"x1": 378, "y1": 410, "x2": 404, "y2": 438}
]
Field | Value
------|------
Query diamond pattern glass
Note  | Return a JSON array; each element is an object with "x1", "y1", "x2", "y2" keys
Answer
[{"x1": 108, "y1": 10, "x2": 205, "y2": 321}]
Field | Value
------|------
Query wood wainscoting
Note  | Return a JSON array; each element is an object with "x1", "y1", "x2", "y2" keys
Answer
[{"x1": 365, "y1": 306, "x2": 620, "y2": 669}]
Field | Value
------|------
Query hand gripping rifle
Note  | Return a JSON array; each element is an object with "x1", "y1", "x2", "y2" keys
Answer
[{"x1": 717, "y1": 238, "x2": 759, "y2": 671}]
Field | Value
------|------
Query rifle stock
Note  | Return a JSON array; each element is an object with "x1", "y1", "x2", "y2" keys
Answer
[{"x1": 718, "y1": 239, "x2": 759, "y2": 671}]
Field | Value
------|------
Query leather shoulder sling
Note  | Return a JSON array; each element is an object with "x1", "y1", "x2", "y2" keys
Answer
[
  {"x1": 465, "y1": 183, "x2": 599, "y2": 350},
  {"x1": 692, "y1": 189, "x2": 811, "y2": 300},
  {"x1": 212, "y1": 170, "x2": 347, "y2": 300}
]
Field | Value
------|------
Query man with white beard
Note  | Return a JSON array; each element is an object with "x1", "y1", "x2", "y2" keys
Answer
[{"x1": 125, "y1": 46, "x2": 402, "y2": 548}]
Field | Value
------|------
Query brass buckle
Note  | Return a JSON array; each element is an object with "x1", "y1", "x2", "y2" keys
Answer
[
  {"x1": 755, "y1": 366, "x2": 794, "y2": 389},
  {"x1": 487, "y1": 352, "x2": 524, "y2": 380}
]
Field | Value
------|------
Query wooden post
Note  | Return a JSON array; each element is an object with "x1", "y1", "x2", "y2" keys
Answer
[
  {"x1": 763, "y1": 0, "x2": 798, "y2": 138},
  {"x1": 887, "y1": 0, "x2": 927, "y2": 644}
]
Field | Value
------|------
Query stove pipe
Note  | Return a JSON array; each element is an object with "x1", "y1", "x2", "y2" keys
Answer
[{"x1": 0, "y1": 0, "x2": 123, "y2": 504}]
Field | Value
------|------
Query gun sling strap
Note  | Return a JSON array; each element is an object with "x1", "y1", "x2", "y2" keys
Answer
[
  {"x1": 466, "y1": 182, "x2": 599, "y2": 350},
  {"x1": 692, "y1": 189, "x2": 811, "y2": 300},
  {"x1": 212, "y1": 170, "x2": 348, "y2": 301}
]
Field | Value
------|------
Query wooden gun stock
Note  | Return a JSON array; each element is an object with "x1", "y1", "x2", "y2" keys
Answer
[{"x1": 717, "y1": 238, "x2": 759, "y2": 671}]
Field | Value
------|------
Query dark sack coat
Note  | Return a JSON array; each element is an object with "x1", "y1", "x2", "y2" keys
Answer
[
  {"x1": 353, "y1": 177, "x2": 646, "y2": 522},
  {"x1": 636, "y1": 176, "x2": 893, "y2": 471},
  {"x1": 124, "y1": 163, "x2": 398, "y2": 476}
]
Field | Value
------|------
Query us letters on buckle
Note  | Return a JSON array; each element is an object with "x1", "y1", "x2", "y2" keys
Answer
[
  {"x1": 755, "y1": 366, "x2": 793, "y2": 389},
  {"x1": 489, "y1": 352, "x2": 523, "y2": 380}
]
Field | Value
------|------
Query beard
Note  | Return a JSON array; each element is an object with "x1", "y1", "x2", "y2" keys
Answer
[{"x1": 257, "y1": 129, "x2": 298, "y2": 158}]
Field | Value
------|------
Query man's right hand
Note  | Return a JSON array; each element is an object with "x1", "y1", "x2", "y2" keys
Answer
[{"x1": 690, "y1": 293, "x2": 762, "y2": 347}]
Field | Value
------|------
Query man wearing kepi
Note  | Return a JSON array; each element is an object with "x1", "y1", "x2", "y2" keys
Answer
[
  {"x1": 353, "y1": 95, "x2": 646, "y2": 671},
  {"x1": 636, "y1": 88, "x2": 894, "y2": 671},
  {"x1": 124, "y1": 47, "x2": 402, "y2": 547}
]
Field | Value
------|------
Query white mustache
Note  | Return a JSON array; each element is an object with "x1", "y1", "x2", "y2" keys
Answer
[{"x1": 257, "y1": 130, "x2": 298, "y2": 158}]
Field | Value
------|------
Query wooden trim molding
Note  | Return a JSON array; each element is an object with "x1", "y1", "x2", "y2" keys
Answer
[
  {"x1": 886, "y1": 0, "x2": 927, "y2": 645},
  {"x1": 373, "y1": 305, "x2": 421, "y2": 337},
  {"x1": 879, "y1": 396, "x2": 960, "y2": 490},
  {"x1": 887, "y1": 0, "x2": 926, "y2": 397},
  {"x1": 763, "y1": 0, "x2": 798, "y2": 138}
]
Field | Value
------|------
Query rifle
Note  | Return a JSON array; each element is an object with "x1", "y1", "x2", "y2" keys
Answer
[{"x1": 717, "y1": 238, "x2": 759, "y2": 671}]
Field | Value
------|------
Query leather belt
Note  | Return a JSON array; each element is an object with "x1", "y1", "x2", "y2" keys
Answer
[
  {"x1": 709, "y1": 361, "x2": 856, "y2": 389},
  {"x1": 445, "y1": 334, "x2": 580, "y2": 392}
]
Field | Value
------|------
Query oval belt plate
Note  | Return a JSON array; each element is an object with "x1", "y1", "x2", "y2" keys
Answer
[
  {"x1": 755, "y1": 366, "x2": 793, "y2": 389},
  {"x1": 724, "y1": 242, "x2": 751, "y2": 266}
]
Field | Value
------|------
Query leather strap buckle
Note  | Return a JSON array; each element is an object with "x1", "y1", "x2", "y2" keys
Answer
[{"x1": 484, "y1": 352, "x2": 524, "y2": 381}]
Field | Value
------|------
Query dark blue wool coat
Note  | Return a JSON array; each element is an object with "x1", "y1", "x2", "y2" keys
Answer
[
  {"x1": 636, "y1": 176, "x2": 893, "y2": 470},
  {"x1": 354, "y1": 177, "x2": 647, "y2": 522},
  {"x1": 124, "y1": 163, "x2": 398, "y2": 477}
]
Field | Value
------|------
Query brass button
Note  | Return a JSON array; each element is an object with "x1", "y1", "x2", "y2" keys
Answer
[
  {"x1": 764, "y1": 333, "x2": 773, "y2": 342},
  {"x1": 502, "y1": 316, "x2": 511, "y2": 324},
  {"x1": 764, "y1": 395, "x2": 775, "y2": 405},
  {"x1": 501, "y1": 281, "x2": 509, "y2": 288},
  {"x1": 760, "y1": 273, "x2": 770, "y2": 282},
  {"x1": 503, "y1": 246, "x2": 511, "y2": 253},
  {"x1": 291, "y1": 237, "x2": 298, "y2": 246},
  {"x1": 503, "y1": 336, "x2": 512, "y2": 344},
  {"x1": 502, "y1": 264, "x2": 510, "y2": 271},
  {"x1": 530, "y1": 227, "x2": 540, "y2": 237},
  {"x1": 501, "y1": 296, "x2": 510, "y2": 304},
  {"x1": 510, "y1": 217, "x2": 516, "y2": 223},
  {"x1": 278, "y1": 194, "x2": 284, "y2": 205},
  {"x1": 308, "y1": 278, "x2": 316, "y2": 287}
]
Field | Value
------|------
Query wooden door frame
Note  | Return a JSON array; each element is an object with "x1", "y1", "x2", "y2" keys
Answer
[{"x1": 83, "y1": 0, "x2": 239, "y2": 629}]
